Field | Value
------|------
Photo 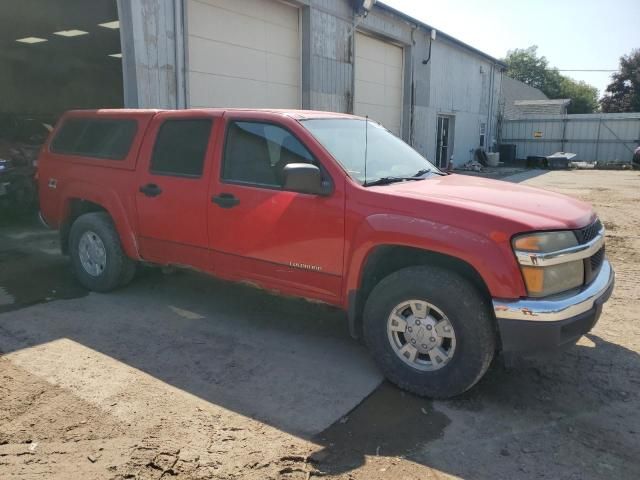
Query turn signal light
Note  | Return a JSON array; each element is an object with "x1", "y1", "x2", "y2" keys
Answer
[
  {"x1": 521, "y1": 266, "x2": 544, "y2": 294},
  {"x1": 513, "y1": 236, "x2": 542, "y2": 251}
]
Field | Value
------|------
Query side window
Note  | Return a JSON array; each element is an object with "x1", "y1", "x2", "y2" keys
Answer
[
  {"x1": 222, "y1": 121, "x2": 315, "y2": 188},
  {"x1": 150, "y1": 119, "x2": 212, "y2": 177},
  {"x1": 50, "y1": 118, "x2": 137, "y2": 160}
]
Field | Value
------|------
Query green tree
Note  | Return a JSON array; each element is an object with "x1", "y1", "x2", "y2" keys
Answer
[
  {"x1": 503, "y1": 46, "x2": 549, "y2": 90},
  {"x1": 560, "y1": 77, "x2": 599, "y2": 114},
  {"x1": 503, "y1": 46, "x2": 599, "y2": 113},
  {"x1": 600, "y1": 49, "x2": 640, "y2": 113},
  {"x1": 540, "y1": 68, "x2": 564, "y2": 99}
]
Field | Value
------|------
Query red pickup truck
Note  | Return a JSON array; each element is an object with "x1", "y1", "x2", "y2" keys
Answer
[{"x1": 38, "y1": 109, "x2": 615, "y2": 398}]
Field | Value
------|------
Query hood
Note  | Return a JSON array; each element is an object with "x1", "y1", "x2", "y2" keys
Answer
[{"x1": 375, "y1": 173, "x2": 595, "y2": 231}]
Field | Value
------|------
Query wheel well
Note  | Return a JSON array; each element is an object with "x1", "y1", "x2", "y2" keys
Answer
[
  {"x1": 349, "y1": 245, "x2": 492, "y2": 339},
  {"x1": 60, "y1": 199, "x2": 107, "y2": 254}
]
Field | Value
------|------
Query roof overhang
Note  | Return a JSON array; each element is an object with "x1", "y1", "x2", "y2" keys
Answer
[{"x1": 375, "y1": 1, "x2": 507, "y2": 68}]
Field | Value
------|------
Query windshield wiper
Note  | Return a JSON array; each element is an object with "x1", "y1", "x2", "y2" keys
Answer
[
  {"x1": 365, "y1": 167, "x2": 444, "y2": 186},
  {"x1": 414, "y1": 168, "x2": 445, "y2": 177},
  {"x1": 413, "y1": 168, "x2": 431, "y2": 177},
  {"x1": 364, "y1": 176, "x2": 426, "y2": 187}
]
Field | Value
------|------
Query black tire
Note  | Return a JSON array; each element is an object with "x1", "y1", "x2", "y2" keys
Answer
[
  {"x1": 69, "y1": 212, "x2": 136, "y2": 292},
  {"x1": 363, "y1": 266, "x2": 496, "y2": 398}
]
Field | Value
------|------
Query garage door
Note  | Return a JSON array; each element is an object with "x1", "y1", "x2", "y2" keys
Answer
[
  {"x1": 187, "y1": 0, "x2": 300, "y2": 108},
  {"x1": 354, "y1": 32, "x2": 404, "y2": 136}
]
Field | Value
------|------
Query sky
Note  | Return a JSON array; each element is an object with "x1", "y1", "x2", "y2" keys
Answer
[{"x1": 382, "y1": 0, "x2": 640, "y2": 97}]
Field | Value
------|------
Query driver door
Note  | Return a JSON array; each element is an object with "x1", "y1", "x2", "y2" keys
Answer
[{"x1": 207, "y1": 115, "x2": 345, "y2": 303}]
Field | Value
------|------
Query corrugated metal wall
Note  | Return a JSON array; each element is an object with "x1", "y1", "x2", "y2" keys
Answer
[
  {"x1": 501, "y1": 113, "x2": 640, "y2": 162},
  {"x1": 425, "y1": 38, "x2": 502, "y2": 164},
  {"x1": 117, "y1": 0, "x2": 181, "y2": 108},
  {"x1": 308, "y1": 1, "x2": 353, "y2": 114}
]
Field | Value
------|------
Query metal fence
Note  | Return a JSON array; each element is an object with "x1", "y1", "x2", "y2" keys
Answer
[{"x1": 500, "y1": 113, "x2": 640, "y2": 163}]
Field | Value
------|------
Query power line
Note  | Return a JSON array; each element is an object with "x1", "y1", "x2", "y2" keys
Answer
[{"x1": 551, "y1": 69, "x2": 618, "y2": 72}]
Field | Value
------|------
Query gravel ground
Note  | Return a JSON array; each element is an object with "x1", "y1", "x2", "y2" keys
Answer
[{"x1": 1, "y1": 170, "x2": 639, "y2": 479}]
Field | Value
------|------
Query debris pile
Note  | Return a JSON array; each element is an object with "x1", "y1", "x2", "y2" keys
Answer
[{"x1": 456, "y1": 160, "x2": 484, "y2": 172}]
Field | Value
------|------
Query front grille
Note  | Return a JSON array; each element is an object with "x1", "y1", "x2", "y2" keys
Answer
[
  {"x1": 590, "y1": 246, "x2": 605, "y2": 270},
  {"x1": 575, "y1": 219, "x2": 605, "y2": 285},
  {"x1": 575, "y1": 219, "x2": 602, "y2": 244},
  {"x1": 585, "y1": 246, "x2": 605, "y2": 284}
]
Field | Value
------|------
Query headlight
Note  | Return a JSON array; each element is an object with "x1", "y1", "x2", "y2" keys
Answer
[
  {"x1": 513, "y1": 231, "x2": 584, "y2": 297},
  {"x1": 513, "y1": 231, "x2": 578, "y2": 252},
  {"x1": 0, "y1": 159, "x2": 10, "y2": 171}
]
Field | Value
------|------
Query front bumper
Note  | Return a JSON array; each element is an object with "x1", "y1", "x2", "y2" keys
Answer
[
  {"x1": 38, "y1": 210, "x2": 52, "y2": 229},
  {"x1": 493, "y1": 260, "x2": 615, "y2": 356}
]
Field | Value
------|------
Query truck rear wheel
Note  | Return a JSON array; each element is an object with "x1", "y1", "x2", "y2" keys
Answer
[
  {"x1": 69, "y1": 212, "x2": 136, "y2": 292},
  {"x1": 363, "y1": 266, "x2": 496, "y2": 398}
]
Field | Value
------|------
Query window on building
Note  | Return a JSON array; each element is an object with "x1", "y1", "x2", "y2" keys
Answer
[
  {"x1": 479, "y1": 122, "x2": 487, "y2": 148},
  {"x1": 150, "y1": 119, "x2": 212, "y2": 177},
  {"x1": 222, "y1": 121, "x2": 315, "y2": 188},
  {"x1": 50, "y1": 118, "x2": 137, "y2": 160}
]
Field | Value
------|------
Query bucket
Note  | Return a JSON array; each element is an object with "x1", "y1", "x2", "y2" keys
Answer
[{"x1": 486, "y1": 152, "x2": 500, "y2": 167}]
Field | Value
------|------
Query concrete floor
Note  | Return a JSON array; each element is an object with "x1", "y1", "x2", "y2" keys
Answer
[{"x1": 0, "y1": 218, "x2": 383, "y2": 437}]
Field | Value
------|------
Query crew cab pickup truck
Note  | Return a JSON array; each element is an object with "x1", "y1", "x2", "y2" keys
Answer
[{"x1": 38, "y1": 109, "x2": 615, "y2": 398}]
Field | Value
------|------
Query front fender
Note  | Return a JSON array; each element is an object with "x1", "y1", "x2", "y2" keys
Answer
[{"x1": 344, "y1": 213, "x2": 526, "y2": 303}]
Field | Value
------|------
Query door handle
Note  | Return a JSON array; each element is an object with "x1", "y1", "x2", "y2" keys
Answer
[
  {"x1": 139, "y1": 183, "x2": 162, "y2": 197},
  {"x1": 212, "y1": 193, "x2": 240, "y2": 208}
]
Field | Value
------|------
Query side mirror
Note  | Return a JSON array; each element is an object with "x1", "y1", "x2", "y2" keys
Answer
[{"x1": 283, "y1": 163, "x2": 331, "y2": 196}]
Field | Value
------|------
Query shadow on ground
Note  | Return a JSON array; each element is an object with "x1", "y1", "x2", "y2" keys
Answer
[
  {"x1": 0, "y1": 213, "x2": 89, "y2": 312},
  {"x1": 309, "y1": 334, "x2": 640, "y2": 478}
]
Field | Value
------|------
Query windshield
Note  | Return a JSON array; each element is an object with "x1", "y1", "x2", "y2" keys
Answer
[{"x1": 301, "y1": 118, "x2": 439, "y2": 185}]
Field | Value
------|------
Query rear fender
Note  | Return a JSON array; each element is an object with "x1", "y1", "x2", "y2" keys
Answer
[{"x1": 59, "y1": 181, "x2": 139, "y2": 259}]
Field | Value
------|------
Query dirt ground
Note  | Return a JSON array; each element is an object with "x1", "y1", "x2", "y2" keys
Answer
[{"x1": 1, "y1": 170, "x2": 639, "y2": 480}]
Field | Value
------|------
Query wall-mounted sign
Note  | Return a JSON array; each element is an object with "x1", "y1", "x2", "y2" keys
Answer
[{"x1": 533, "y1": 131, "x2": 543, "y2": 138}]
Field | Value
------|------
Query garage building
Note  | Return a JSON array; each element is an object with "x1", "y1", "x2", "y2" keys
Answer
[{"x1": 2, "y1": 0, "x2": 505, "y2": 168}]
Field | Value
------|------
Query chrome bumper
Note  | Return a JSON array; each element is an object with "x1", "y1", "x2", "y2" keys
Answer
[
  {"x1": 493, "y1": 260, "x2": 614, "y2": 322},
  {"x1": 514, "y1": 229, "x2": 604, "y2": 266}
]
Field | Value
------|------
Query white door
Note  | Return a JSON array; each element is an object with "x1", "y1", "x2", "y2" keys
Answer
[
  {"x1": 354, "y1": 32, "x2": 404, "y2": 136},
  {"x1": 187, "y1": 0, "x2": 300, "y2": 108}
]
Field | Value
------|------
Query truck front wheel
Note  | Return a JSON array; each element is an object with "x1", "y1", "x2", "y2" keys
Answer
[
  {"x1": 69, "y1": 212, "x2": 136, "y2": 292},
  {"x1": 363, "y1": 266, "x2": 496, "y2": 398}
]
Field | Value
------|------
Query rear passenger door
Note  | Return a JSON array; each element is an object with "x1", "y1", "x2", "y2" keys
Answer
[{"x1": 135, "y1": 112, "x2": 218, "y2": 268}]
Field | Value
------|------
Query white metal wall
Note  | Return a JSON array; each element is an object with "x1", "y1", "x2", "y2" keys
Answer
[
  {"x1": 501, "y1": 113, "x2": 640, "y2": 162},
  {"x1": 186, "y1": 0, "x2": 300, "y2": 108},
  {"x1": 425, "y1": 38, "x2": 502, "y2": 166}
]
